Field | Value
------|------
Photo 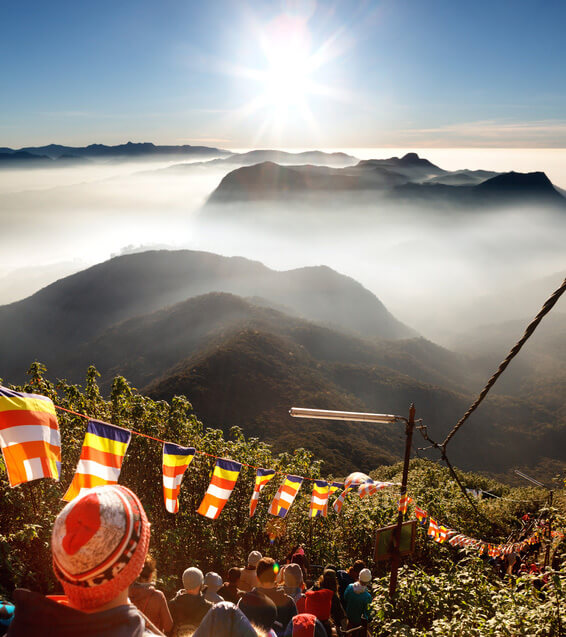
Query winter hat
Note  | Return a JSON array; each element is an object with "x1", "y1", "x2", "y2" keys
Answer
[
  {"x1": 194, "y1": 601, "x2": 257, "y2": 637},
  {"x1": 359, "y1": 568, "x2": 372, "y2": 584},
  {"x1": 204, "y1": 571, "x2": 223, "y2": 592},
  {"x1": 247, "y1": 550, "x2": 262, "y2": 567},
  {"x1": 51, "y1": 485, "x2": 150, "y2": 610},
  {"x1": 238, "y1": 589, "x2": 277, "y2": 631},
  {"x1": 183, "y1": 567, "x2": 204, "y2": 591},
  {"x1": 284, "y1": 563, "x2": 303, "y2": 588}
]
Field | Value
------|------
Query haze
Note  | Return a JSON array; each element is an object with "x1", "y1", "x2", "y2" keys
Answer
[{"x1": 1, "y1": 147, "x2": 564, "y2": 345}]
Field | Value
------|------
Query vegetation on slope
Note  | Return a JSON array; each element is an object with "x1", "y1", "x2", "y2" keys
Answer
[{"x1": 1, "y1": 365, "x2": 565, "y2": 635}]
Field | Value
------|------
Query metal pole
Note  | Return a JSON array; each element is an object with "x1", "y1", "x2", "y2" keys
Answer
[
  {"x1": 544, "y1": 490, "x2": 554, "y2": 569},
  {"x1": 389, "y1": 403, "x2": 415, "y2": 597}
]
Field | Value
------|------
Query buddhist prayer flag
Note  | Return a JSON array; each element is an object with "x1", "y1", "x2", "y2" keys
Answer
[
  {"x1": 0, "y1": 386, "x2": 61, "y2": 487},
  {"x1": 415, "y1": 505, "x2": 428, "y2": 525},
  {"x1": 329, "y1": 482, "x2": 343, "y2": 494},
  {"x1": 398, "y1": 495, "x2": 413, "y2": 514},
  {"x1": 427, "y1": 517, "x2": 439, "y2": 539},
  {"x1": 269, "y1": 475, "x2": 303, "y2": 518},
  {"x1": 249, "y1": 468, "x2": 276, "y2": 516},
  {"x1": 358, "y1": 480, "x2": 395, "y2": 498},
  {"x1": 162, "y1": 443, "x2": 195, "y2": 513},
  {"x1": 333, "y1": 486, "x2": 352, "y2": 513},
  {"x1": 197, "y1": 458, "x2": 241, "y2": 519},
  {"x1": 309, "y1": 480, "x2": 330, "y2": 518},
  {"x1": 63, "y1": 420, "x2": 131, "y2": 501}
]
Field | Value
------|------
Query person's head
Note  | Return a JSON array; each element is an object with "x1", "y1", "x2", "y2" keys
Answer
[
  {"x1": 324, "y1": 564, "x2": 338, "y2": 573},
  {"x1": 284, "y1": 563, "x2": 303, "y2": 589},
  {"x1": 358, "y1": 568, "x2": 371, "y2": 586},
  {"x1": 138, "y1": 554, "x2": 157, "y2": 583},
  {"x1": 318, "y1": 569, "x2": 338, "y2": 592},
  {"x1": 247, "y1": 551, "x2": 262, "y2": 568},
  {"x1": 227, "y1": 567, "x2": 242, "y2": 585},
  {"x1": 194, "y1": 601, "x2": 258, "y2": 637},
  {"x1": 349, "y1": 560, "x2": 365, "y2": 578},
  {"x1": 291, "y1": 553, "x2": 306, "y2": 576},
  {"x1": 238, "y1": 590, "x2": 277, "y2": 632},
  {"x1": 183, "y1": 567, "x2": 204, "y2": 594},
  {"x1": 256, "y1": 557, "x2": 278, "y2": 587},
  {"x1": 204, "y1": 571, "x2": 223, "y2": 593},
  {"x1": 51, "y1": 485, "x2": 150, "y2": 611}
]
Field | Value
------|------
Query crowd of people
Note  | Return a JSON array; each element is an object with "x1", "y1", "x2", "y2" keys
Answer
[{"x1": 2, "y1": 485, "x2": 373, "y2": 637}]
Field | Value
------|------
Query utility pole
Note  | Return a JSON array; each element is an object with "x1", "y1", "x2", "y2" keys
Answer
[
  {"x1": 389, "y1": 403, "x2": 415, "y2": 597},
  {"x1": 544, "y1": 489, "x2": 554, "y2": 569}
]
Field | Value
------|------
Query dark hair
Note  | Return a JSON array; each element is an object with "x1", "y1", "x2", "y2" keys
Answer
[
  {"x1": 228, "y1": 567, "x2": 242, "y2": 584},
  {"x1": 139, "y1": 554, "x2": 156, "y2": 581},
  {"x1": 317, "y1": 569, "x2": 338, "y2": 592},
  {"x1": 324, "y1": 564, "x2": 338, "y2": 573},
  {"x1": 348, "y1": 560, "x2": 365, "y2": 578},
  {"x1": 256, "y1": 557, "x2": 277, "y2": 584}
]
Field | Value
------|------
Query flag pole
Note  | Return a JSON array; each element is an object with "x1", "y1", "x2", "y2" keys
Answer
[{"x1": 388, "y1": 403, "x2": 415, "y2": 597}]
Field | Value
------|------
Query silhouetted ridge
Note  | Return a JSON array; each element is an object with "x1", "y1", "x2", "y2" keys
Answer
[{"x1": 476, "y1": 171, "x2": 555, "y2": 192}]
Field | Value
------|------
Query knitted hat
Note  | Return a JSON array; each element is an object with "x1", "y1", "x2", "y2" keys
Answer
[
  {"x1": 247, "y1": 550, "x2": 262, "y2": 567},
  {"x1": 238, "y1": 589, "x2": 277, "y2": 631},
  {"x1": 284, "y1": 563, "x2": 303, "y2": 588},
  {"x1": 51, "y1": 485, "x2": 150, "y2": 610},
  {"x1": 359, "y1": 568, "x2": 372, "y2": 583},
  {"x1": 183, "y1": 567, "x2": 204, "y2": 591},
  {"x1": 204, "y1": 571, "x2": 223, "y2": 592}
]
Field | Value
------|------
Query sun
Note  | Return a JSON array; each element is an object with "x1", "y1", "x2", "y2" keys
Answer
[
  {"x1": 263, "y1": 53, "x2": 310, "y2": 108},
  {"x1": 258, "y1": 15, "x2": 314, "y2": 110}
]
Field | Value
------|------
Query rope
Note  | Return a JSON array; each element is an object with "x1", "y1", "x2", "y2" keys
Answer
[
  {"x1": 442, "y1": 276, "x2": 566, "y2": 450},
  {"x1": 53, "y1": 404, "x2": 338, "y2": 483}
]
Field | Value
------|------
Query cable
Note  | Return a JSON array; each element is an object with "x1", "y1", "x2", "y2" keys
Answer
[{"x1": 442, "y1": 276, "x2": 566, "y2": 449}]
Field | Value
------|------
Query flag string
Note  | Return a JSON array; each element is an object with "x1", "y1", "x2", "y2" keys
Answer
[{"x1": 53, "y1": 403, "x2": 327, "y2": 483}]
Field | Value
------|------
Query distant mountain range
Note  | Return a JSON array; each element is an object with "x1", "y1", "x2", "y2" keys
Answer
[
  {"x1": 206, "y1": 153, "x2": 566, "y2": 208},
  {"x1": 162, "y1": 149, "x2": 358, "y2": 171},
  {"x1": 0, "y1": 141, "x2": 230, "y2": 164},
  {"x1": 0, "y1": 249, "x2": 563, "y2": 476},
  {"x1": 0, "y1": 250, "x2": 414, "y2": 384}
]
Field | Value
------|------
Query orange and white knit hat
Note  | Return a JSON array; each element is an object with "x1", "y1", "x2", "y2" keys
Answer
[{"x1": 51, "y1": 485, "x2": 150, "y2": 610}]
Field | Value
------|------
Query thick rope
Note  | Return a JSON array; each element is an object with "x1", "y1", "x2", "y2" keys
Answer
[{"x1": 442, "y1": 276, "x2": 566, "y2": 450}]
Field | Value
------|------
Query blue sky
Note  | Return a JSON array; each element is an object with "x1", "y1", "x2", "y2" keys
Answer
[{"x1": 2, "y1": 0, "x2": 566, "y2": 148}]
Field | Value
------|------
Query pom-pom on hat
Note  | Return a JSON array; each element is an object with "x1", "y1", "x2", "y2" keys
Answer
[{"x1": 51, "y1": 485, "x2": 150, "y2": 610}]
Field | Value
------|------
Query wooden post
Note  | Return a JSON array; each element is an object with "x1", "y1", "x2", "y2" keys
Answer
[
  {"x1": 389, "y1": 403, "x2": 415, "y2": 597},
  {"x1": 544, "y1": 490, "x2": 554, "y2": 569}
]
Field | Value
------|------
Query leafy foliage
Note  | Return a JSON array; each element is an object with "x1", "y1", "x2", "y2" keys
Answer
[{"x1": 0, "y1": 363, "x2": 564, "y2": 637}]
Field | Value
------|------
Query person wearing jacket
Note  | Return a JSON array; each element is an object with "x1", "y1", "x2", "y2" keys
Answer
[
  {"x1": 343, "y1": 568, "x2": 372, "y2": 631},
  {"x1": 240, "y1": 551, "x2": 262, "y2": 592},
  {"x1": 298, "y1": 569, "x2": 346, "y2": 637},
  {"x1": 255, "y1": 558, "x2": 297, "y2": 636},
  {"x1": 168, "y1": 567, "x2": 212, "y2": 631},
  {"x1": 7, "y1": 485, "x2": 160, "y2": 637},
  {"x1": 130, "y1": 554, "x2": 173, "y2": 635}
]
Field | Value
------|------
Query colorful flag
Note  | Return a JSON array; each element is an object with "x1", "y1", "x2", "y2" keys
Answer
[
  {"x1": 398, "y1": 494, "x2": 413, "y2": 514},
  {"x1": 309, "y1": 480, "x2": 330, "y2": 518},
  {"x1": 269, "y1": 475, "x2": 303, "y2": 518},
  {"x1": 435, "y1": 526, "x2": 450, "y2": 543},
  {"x1": 333, "y1": 486, "x2": 352, "y2": 513},
  {"x1": 427, "y1": 517, "x2": 439, "y2": 539},
  {"x1": 162, "y1": 442, "x2": 195, "y2": 513},
  {"x1": 63, "y1": 420, "x2": 131, "y2": 501},
  {"x1": 249, "y1": 468, "x2": 276, "y2": 517},
  {"x1": 329, "y1": 481, "x2": 343, "y2": 494},
  {"x1": 0, "y1": 386, "x2": 61, "y2": 487},
  {"x1": 197, "y1": 458, "x2": 241, "y2": 519},
  {"x1": 415, "y1": 505, "x2": 428, "y2": 525},
  {"x1": 358, "y1": 480, "x2": 396, "y2": 498}
]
